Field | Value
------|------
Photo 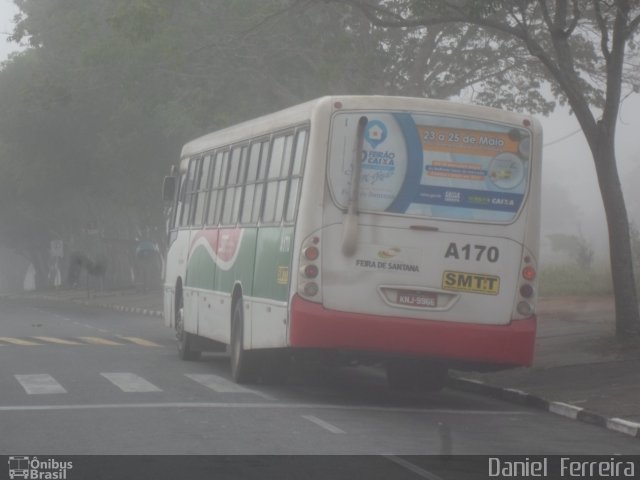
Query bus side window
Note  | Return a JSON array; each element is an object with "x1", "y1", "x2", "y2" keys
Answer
[
  {"x1": 231, "y1": 146, "x2": 249, "y2": 224},
  {"x1": 188, "y1": 156, "x2": 205, "y2": 226},
  {"x1": 291, "y1": 129, "x2": 307, "y2": 176},
  {"x1": 207, "y1": 151, "x2": 228, "y2": 226},
  {"x1": 206, "y1": 152, "x2": 220, "y2": 226},
  {"x1": 251, "y1": 140, "x2": 270, "y2": 223},
  {"x1": 241, "y1": 141, "x2": 262, "y2": 224},
  {"x1": 221, "y1": 146, "x2": 248, "y2": 225},
  {"x1": 179, "y1": 157, "x2": 199, "y2": 227},
  {"x1": 285, "y1": 128, "x2": 308, "y2": 223},
  {"x1": 263, "y1": 134, "x2": 293, "y2": 224},
  {"x1": 192, "y1": 154, "x2": 212, "y2": 226},
  {"x1": 173, "y1": 173, "x2": 187, "y2": 230}
]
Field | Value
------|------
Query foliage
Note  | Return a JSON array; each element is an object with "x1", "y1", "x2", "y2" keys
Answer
[
  {"x1": 325, "y1": 0, "x2": 640, "y2": 335},
  {"x1": 0, "y1": 0, "x2": 384, "y2": 285},
  {"x1": 539, "y1": 264, "x2": 612, "y2": 297},
  {"x1": 0, "y1": 0, "x2": 547, "y2": 287},
  {"x1": 547, "y1": 233, "x2": 594, "y2": 270},
  {"x1": 2, "y1": 0, "x2": 639, "y2": 336},
  {"x1": 631, "y1": 221, "x2": 640, "y2": 277},
  {"x1": 333, "y1": 0, "x2": 640, "y2": 112}
]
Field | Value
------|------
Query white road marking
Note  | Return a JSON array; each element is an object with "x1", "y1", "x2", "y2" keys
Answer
[
  {"x1": 101, "y1": 373, "x2": 162, "y2": 392},
  {"x1": 0, "y1": 337, "x2": 41, "y2": 346},
  {"x1": 33, "y1": 336, "x2": 83, "y2": 345},
  {"x1": 302, "y1": 415, "x2": 346, "y2": 434},
  {"x1": 15, "y1": 374, "x2": 67, "y2": 395},
  {"x1": 118, "y1": 336, "x2": 162, "y2": 347},
  {"x1": 383, "y1": 455, "x2": 445, "y2": 480},
  {"x1": 78, "y1": 337, "x2": 124, "y2": 346},
  {"x1": 185, "y1": 374, "x2": 275, "y2": 400}
]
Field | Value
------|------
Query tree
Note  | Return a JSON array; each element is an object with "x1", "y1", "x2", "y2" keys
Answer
[
  {"x1": 631, "y1": 222, "x2": 640, "y2": 281},
  {"x1": 325, "y1": 0, "x2": 640, "y2": 337},
  {"x1": 547, "y1": 233, "x2": 594, "y2": 269},
  {"x1": 0, "y1": 0, "x2": 393, "y2": 287},
  {"x1": 0, "y1": 0, "x2": 525, "y2": 288}
]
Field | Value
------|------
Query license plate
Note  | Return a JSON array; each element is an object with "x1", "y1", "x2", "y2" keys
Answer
[
  {"x1": 396, "y1": 290, "x2": 437, "y2": 308},
  {"x1": 442, "y1": 271, "x2": 500, "y2": 295}
]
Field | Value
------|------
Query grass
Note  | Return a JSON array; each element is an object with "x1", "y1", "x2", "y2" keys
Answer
[{"x1": 538, "y1": 264, "x2": 613, "y2": 297}]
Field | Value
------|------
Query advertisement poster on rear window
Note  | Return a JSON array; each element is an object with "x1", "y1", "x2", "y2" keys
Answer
[{"x1": 329, "y1": 112, "x2": 532, "y2": 223}]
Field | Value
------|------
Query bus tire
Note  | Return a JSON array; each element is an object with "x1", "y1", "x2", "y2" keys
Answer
[
  {"x1": 175, "y1": 293, "x2": 201, "y2": 361},
  {"x1": 230, "y1": 300, "x2": 258, "y2": 384},
  {"x1": 386, "y1": 360, "x2": 447, "y2": 392}
]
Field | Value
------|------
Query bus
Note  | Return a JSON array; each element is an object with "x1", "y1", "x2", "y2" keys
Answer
[{"x1": 162, "y1": 96, "x2": 541, "y2": 390}]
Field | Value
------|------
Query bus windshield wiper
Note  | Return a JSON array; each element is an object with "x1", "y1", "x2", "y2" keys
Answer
[{"x1": 342, "y1": 115, "x2": 368, "y2": 256}]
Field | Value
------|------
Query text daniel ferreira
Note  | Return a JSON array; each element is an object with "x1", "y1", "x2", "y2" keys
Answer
[{"x1": 488, "y1": 457, "x2": 636, "y2": 479}]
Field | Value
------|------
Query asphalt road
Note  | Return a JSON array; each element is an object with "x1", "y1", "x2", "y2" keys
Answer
[{"x1": 1, "y1": 299, "x2": 638, "y2": 476}]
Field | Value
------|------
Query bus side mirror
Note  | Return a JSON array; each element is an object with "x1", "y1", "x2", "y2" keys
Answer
[{"x1": 162, "y1": 176, "x2": 176, "y2": 202}]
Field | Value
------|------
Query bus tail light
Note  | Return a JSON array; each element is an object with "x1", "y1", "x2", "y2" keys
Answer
[
  {"x1": 519, "y1": 284, "x2": 534, "y2": 298},
  {"x1": 517, "y1": 301, "x2": 534, "y2": 316},
  {"x1": 515, "y1": 253, "x2": 537, "y2": 318},
  {"x1": 303, "y1": 264, "x2": 319, "y2": 279},
  {"x1": 298, "y1": 235, "x2": 322, "y2": 302},
  {"x1": 522, "y1": 265, "x2": 536, "y2": 281},
  {"x1": 303, "y1": 282, "x2": 319, "y2": 297},
  {"x1": 304, "y1": 246, "x2": 319, "y2": 261}
]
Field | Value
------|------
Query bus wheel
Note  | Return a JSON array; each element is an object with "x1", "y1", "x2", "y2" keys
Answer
[
  {"x1": 386, "y1": 360, "x2": 447, "y2": 392},
  {"x1": 175, "y1": 294, "x2": 201, "y2": 361},
  {"x1": 230, "y1": 300, "x2": 258, "y2": 384}
]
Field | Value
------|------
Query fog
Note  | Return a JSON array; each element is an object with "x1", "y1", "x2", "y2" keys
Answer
[
  {"x1": 0, "y1": 1, "x2": 15, "y2": 60},
  {"x1": 0, "y1": 0, "x2": 638, "y2": 279},
  {"x1": 540, "y1": 96, "x2": 640, "y2": 267}
]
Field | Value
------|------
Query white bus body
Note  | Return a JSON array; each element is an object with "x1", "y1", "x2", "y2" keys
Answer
[{"x1": 163, "y1": 96, "x2": 541, "y2": 386}]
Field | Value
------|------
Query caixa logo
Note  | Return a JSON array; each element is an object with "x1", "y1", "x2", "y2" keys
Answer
[{"x1": 8, "y1": 456, "x2": 73, "y2": 480}]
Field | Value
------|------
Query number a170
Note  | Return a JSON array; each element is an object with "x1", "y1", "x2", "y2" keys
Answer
[{"x1": 444, "y1": 242, "x2": 499, "y2": 263}]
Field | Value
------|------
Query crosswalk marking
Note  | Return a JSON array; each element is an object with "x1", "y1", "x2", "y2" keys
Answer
[
  {"x1": 101, "y1": 373, "x2": 162, "y2": 392},
  {"x1": 118, "y1": 336, "x2": 162, "y2": 347},
  {"x1": 0, "y1": 337, "x2": 41, "y2": 346},
  {"x1": 8, "y1": 372, "x2": 274, "y2": 399},
  {"x1": 77, "y1": 336, "x2": 125, "y2": 346},
  {"x1": 185, "y1": 374, "x2": 276, "y2": 400},
  {"x1": 15, "y1": 374, "x2": 67, "y2": 394},
  {"x1": 33, "y1": 336, "x2": 83, "y2": 345}
]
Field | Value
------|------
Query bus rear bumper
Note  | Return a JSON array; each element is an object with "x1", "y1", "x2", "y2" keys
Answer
[{"x1": 289, "y1": 295, "x2": 536, "y2": 368}]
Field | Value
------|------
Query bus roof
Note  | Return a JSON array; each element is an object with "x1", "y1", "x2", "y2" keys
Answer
[
  {"x1": 179, "y1": 95, "x2": 539, "y2": 160},
  {"x1": 180, "y1": 97, "x2": 322, "y2": 159}
]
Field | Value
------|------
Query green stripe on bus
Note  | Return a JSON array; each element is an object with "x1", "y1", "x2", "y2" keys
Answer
[
  {"x1": 185, "y1": 227, "x2": 292, "y2": 302},
  {"x1": 253, "y1": 227, "x2": 293, "y2": 302}
]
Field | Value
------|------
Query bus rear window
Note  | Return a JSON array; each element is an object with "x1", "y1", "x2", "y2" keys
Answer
[{"x1": 328, "y1": 112, "x2": 532, "y2": 223}]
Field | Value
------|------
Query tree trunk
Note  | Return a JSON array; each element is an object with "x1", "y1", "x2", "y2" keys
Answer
[{"x1": 592, "y1": 128, "x2": 640, "y2": 337}]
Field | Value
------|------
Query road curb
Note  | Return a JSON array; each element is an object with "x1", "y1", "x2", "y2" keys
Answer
[
  {"x1": 448, "y1": 376, "x2": 640, "y2": 440},
  {"x1": 1, "y1": 293, "x2": 164, "y2": 319},
  {"x1": 74, "y1": 299, "x2": 164, "y2": 319}
]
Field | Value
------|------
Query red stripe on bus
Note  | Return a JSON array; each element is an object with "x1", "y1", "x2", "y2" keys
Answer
[{"x1": 289, "y1": 295, "x2": 535, "y2": 367}]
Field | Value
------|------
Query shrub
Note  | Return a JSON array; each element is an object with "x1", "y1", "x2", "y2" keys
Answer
[{"x1": 539, "y1": 264, "x2": 612, "y2": 297}]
